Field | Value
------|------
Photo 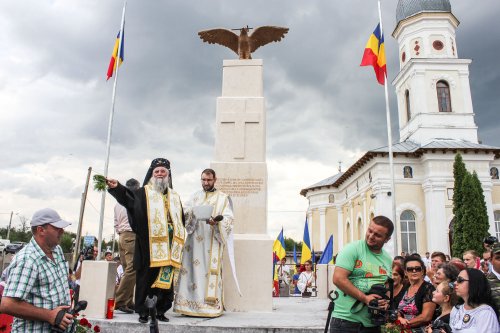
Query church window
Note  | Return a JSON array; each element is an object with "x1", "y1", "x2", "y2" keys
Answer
[
  {"x1": 433, "y1": 40, "x2": 444, "y2": 51},
  {"x1": 328, "y1": 193, "x2": 335, "y2": 203},
  {"x1": 401, "y1": 51, "x2": 406, "y2": 63},
  {"x1": 357, "y1": 217, "x2": 363, "y2": 240},
  {"x1": 495, "y1": 211, "x2": 500, "y2": 240},
  {"x1": 400, "y1": 210, "x2": 417, "y2": 254},
  {"x1": 490, "y1": 167, "x2": 499, "y2": 180},
  {"x1": 405, "y1": 90, "x2": 411, "y2": 121},
  {"x1": 403, "y1": 166, "x2": 413, "y2": 178},
  {"x1": 437, "y1": 81, "x2": 452, "y2": 112}
]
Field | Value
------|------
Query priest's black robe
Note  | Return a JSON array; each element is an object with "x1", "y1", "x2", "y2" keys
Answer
[{"x1": 108, "y1": 183, "x2": 184, "y2": 316}]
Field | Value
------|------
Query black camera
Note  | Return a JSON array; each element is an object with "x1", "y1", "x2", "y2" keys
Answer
[
  {"x1": 484, "y1": 235, "x2": 498, "y2": 246},
  {"x1": 366, "y1": 279, "x2": 398, "y2": 326},
  {"x1": 50, "y1": 301, "x2": 88, "y2": 333},
  {"x1": 80, "y1": 245, "x2": 94, "y2": 261},
  {"x1": 431, "y1": 319, "x2": 451, "y2": 333}
]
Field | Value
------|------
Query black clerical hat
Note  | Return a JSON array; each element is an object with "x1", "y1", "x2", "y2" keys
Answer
[{"x1": 143, "y1": 158, "x2": 173, "y2": 188}]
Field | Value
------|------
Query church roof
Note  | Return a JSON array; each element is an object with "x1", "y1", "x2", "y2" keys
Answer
[
  {"x1": 300, "y1": 139, "x2": 500, "y2": 197},
  {"x1": 300, "y1": 172, "x2": 344, "y2": 196},
  {"x1": 396, "y1": 0, "x2": 452, "y2": 23}
]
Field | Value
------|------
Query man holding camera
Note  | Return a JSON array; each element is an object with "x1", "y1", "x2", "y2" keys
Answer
[
  {"x1": 330, "y1": 215, "x2": 394, "y2": 333},
  {"x1": 0, "y1": 208, "x2": 74, "y2": 332}
]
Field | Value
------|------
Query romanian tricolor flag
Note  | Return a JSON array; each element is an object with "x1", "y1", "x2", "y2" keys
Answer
[
  {"x1": 300, "y1": 218, "x2": 312, "y2": 264},
  {"x1": 360, "y1": 23, "x2": 386, "y2": 85},
  {"x1": 106, "y1": 29, "x2": 125, "y2": 80},
  {"x1": 272, "y1": 228, "x2": 287, "y2": 261}
]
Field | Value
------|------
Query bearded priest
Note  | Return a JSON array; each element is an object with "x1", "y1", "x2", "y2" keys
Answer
[
  {"x1": 173, "y1": 168, "x2": 235, "y2": 317},
  {"x1": 106, "y1": 158, "x2": 186, "y2": 323}
]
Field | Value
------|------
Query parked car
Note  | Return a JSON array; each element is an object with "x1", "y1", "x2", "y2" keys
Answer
[
  {"x1": 4, "y1": 242, "x2": 25, "y2": 254},
  {"x1": 0, "y1": 239, "x2": 10, "y2": 252}
]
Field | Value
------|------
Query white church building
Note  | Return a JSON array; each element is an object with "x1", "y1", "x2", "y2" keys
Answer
[{"x1": 300, "y1": 0, "x2": 500, "y2": 257}]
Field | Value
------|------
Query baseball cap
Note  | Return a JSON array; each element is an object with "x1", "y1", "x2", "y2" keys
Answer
[
  {"x1": 30, "y1": 208, "x2": 71, "y2": 229},
  {"x1": 491, "y1": 242, "x2": 500, "y2": 254}
]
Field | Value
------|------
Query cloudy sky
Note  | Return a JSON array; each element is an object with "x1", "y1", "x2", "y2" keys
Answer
[{"x1": 0, "y1": 0, "x2": 499, "y2": 244}]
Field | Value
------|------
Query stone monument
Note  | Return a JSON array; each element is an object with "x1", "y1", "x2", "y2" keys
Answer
[{"x1": 211, "y1": 58, "x2": 272, "y2": 311}]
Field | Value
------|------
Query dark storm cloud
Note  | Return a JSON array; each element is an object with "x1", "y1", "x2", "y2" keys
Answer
[{"x1": 0, "y1": 0, "x2": 498, "y2": 235}]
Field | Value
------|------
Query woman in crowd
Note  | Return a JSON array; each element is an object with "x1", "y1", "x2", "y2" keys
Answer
[
  {"x1": 391, "y1": 262, "x2": 408, "y2": 306},
  {"x1": 397, "y1": 255, "x2": 436, "y2": 332},
  {"x1": 432, "y1": 263, "x2": 459, "y2": 287},
  {"x1": 462, "y1": 250, "x2": 480, "y2": 269},
  {"x1": 449, "y1": 268, "x2": 499, "y2": 332},
  {"x1": 297, "y1": 260, "x2": 316, "y2": 296},
  {"x1": 425, "y1": 281, "x2": 458, "y2": 332}
]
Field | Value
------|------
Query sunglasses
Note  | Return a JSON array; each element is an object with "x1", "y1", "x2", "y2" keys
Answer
[
  {"x1": 456, "y1": 276, "x2": 469, "y2": 284},
  {"x1": 406, "y1": 266, "x2": 423, "y2": 273}
]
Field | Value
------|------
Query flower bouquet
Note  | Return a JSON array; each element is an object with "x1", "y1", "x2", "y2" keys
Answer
[
  {"x1": 75, "y1": 317, "x2": 100, "y2": 333},
  {"x1": 382, "y1": 319, "x2": 412, "y2": 333}
]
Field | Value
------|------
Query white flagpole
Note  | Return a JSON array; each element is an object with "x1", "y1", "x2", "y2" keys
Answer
[
  {"x1": 378, "y1": 0, "x2": 398, "y2": 256},
  {"x1": 97, "y1": 0, "x2": 127, "y2": 258}
]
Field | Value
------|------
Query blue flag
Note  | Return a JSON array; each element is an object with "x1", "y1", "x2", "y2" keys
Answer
[
  {"x1": 293, "y1": 243, "x2": 298, "y2": 264},
  {"x1": 318, "y1": 235, "x2": 334, "y2": 264}
]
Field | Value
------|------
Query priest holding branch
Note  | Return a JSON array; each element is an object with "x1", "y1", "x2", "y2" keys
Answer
[
  {"x1": 173, "y1": 168, "x2": 235, "y2": 317},
  {"x1": 106, "y1": 158, "x2": 186, "y2": 324}
]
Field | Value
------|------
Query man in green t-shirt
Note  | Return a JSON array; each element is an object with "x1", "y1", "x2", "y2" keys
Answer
[{"x1": 330, "y1": 215, "x2": 394, "y2": 333}]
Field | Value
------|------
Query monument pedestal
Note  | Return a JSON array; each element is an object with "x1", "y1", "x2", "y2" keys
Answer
[
  {"x1": 79, "y1": 261, "x2": 117, "y2": 318},
  {"x1": 212, "y1": 59, "x2": 272, "y2": 311}
]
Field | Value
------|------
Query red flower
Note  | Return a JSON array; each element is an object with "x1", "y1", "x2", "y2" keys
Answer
[
  {"x1": 94, "y1": 325, "x2": 101, "y2": 332},
  {"x1": 79, "y1": 318, "x2": 89, "y2": 326},
  {"x1": 87, "y1": 322, "x2": 92, "y2": 328}
]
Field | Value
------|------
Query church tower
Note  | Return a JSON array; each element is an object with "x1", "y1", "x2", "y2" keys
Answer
[{"x1": 392, "y1": 0, "x2": 479, "y2": 145}]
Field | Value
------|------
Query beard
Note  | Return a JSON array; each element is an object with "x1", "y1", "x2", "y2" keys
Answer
[{"x1": 150, "y1": 177, "x2": 169, "y2": 193}]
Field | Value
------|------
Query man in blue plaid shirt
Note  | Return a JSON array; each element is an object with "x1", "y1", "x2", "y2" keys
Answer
[{"x1": 0, "y1": 208, "x2": 74, "y2": 332}]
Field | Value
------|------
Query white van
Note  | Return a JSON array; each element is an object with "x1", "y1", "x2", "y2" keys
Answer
[{"x1": 0, "y1": 239, "x2": 11, "y2": 253}]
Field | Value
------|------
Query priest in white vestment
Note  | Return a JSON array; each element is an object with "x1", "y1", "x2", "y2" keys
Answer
[{"x1": 174, "y1": 168, "x2": 234, "y2": 317}]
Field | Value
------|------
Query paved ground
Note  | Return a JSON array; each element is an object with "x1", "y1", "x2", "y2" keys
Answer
[{"x1": 86, "y1": 297, "x2": 331, "y2": 332}]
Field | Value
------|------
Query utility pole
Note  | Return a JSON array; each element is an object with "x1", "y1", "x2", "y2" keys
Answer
[
  {"x1": 7, "y1": 211, "x2": 13, "y2": 240},
  {"x1": 73, "y1": 167, "x2": 92, "y2": 265}
]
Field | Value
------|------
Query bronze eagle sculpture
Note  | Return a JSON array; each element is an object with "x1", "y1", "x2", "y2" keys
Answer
[{"x1": 198, "y1": 25, "x2": 289, "y2": 59}]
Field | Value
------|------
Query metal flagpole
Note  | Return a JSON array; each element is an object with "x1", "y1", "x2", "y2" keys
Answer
[
  {"x1": 378, "y1": 0, "x2": 398, "y2": 256},
  {"x1": 97, "y1": 1, "x2": 127, "y2": 258}
]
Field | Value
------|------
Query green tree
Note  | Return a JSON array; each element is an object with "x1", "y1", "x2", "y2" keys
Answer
[
  {"x1": 284, "y1": 237, "x2": 302, "y2": 252},
  {"x1": 60, "y1": 232, "x2": 76, "y2": 253},
  {"x1": 452, "y1": 170, "x2": 490, "y2": 256},
  {"x1": 452, "y1": 153, "x2": 467, "y2": 222}
]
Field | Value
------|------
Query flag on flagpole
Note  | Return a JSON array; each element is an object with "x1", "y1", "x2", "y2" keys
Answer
[
  {"x1": 360, "y1": 23, "x2": 386, "y2": 85},
  {"x1": 318, "y1": 235, "x2": 334, "y2": 264},
  {"x1": 106, "y1": 28, "x2": 125, "y2": 80},
  {"x1": 293, "y1": 243, "x2": 298, "y2": 264},
  {"x1": 300, "y1": 218, "x2": 312, "y2": 264},
  {"x1": 272, "y1": 228, "x2": 286, "y2": 261}
]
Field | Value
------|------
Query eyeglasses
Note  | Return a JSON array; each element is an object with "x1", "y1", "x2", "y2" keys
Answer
[
  {"x1": 456, "y1": 276, "x2": 469, "y2": 284},
  {"x1": 406, "y1": 266, "x2": 423, "y2": 273}
]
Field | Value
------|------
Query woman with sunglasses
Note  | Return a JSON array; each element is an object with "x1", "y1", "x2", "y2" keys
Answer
[
  {"x1": 397, "y1": 255, "x2": 436, "y2": 332},
  {"x1": 425, "y1": 281, "x2": 458, "y2": 332},
  {"x1": 450, "y1": 268, "x2": 499, "y2": 332}
]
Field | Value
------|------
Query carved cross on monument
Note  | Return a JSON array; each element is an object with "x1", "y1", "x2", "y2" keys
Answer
[{"x1": 219, "y1": 111, "x2": 261, "y2": 159}]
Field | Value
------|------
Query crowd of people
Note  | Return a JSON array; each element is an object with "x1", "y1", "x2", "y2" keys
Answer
[
  {"x1": 329, "y1": 215, "x2": 500, "y2": 333},
  {"x1": 0, "y1": 158, "x2": 235, "y2": 332}
]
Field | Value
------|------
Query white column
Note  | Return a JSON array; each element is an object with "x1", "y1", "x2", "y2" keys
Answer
[
  {"x1": 349, "y1": 200, "x2": 354, "y2": 242},
  {"x1": 482, "y1": 182, "x2": 496, "y2": 236},
  {"x1": 361, "y1": 192, "x2": 367, "y2": 234},
  {"x1": 337, "y1": 206, "x2": 344, "y2": 251},
  {"x1": 307, "y1": 210, "x2": 313, "y2": 248},
  {"x1": 373, "y1": 182, "x2": 396, "y2": 255},
  {"x1": 319, "y1": 207, "x2": 326, "y2": 250},
  {"x1": 422, "y1": 180, "x2": 449, "y2": 254}
]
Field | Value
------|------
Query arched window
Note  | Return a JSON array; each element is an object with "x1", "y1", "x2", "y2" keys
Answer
[
  {"x1": 357, "y1": 217, "x2": 363, "y2": 240},
  {"x1": 495, "y1": 211, "x2": 500, "y2": 240},
  {"x1": 400, "y1": 210, "x2": 417, "y2": 253},
  {"x1": 490, "y1": 167, "x2": 499, "y2": 180},
  {"x1": 403, "y1": 166, "x2": 413, "y2": 179},
  {"x1": 405, "y1": 90, "x2": 411, "y2": 121},
  {"x1": 437, "y1": 81, "x2": 452, "y2": 112}
]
